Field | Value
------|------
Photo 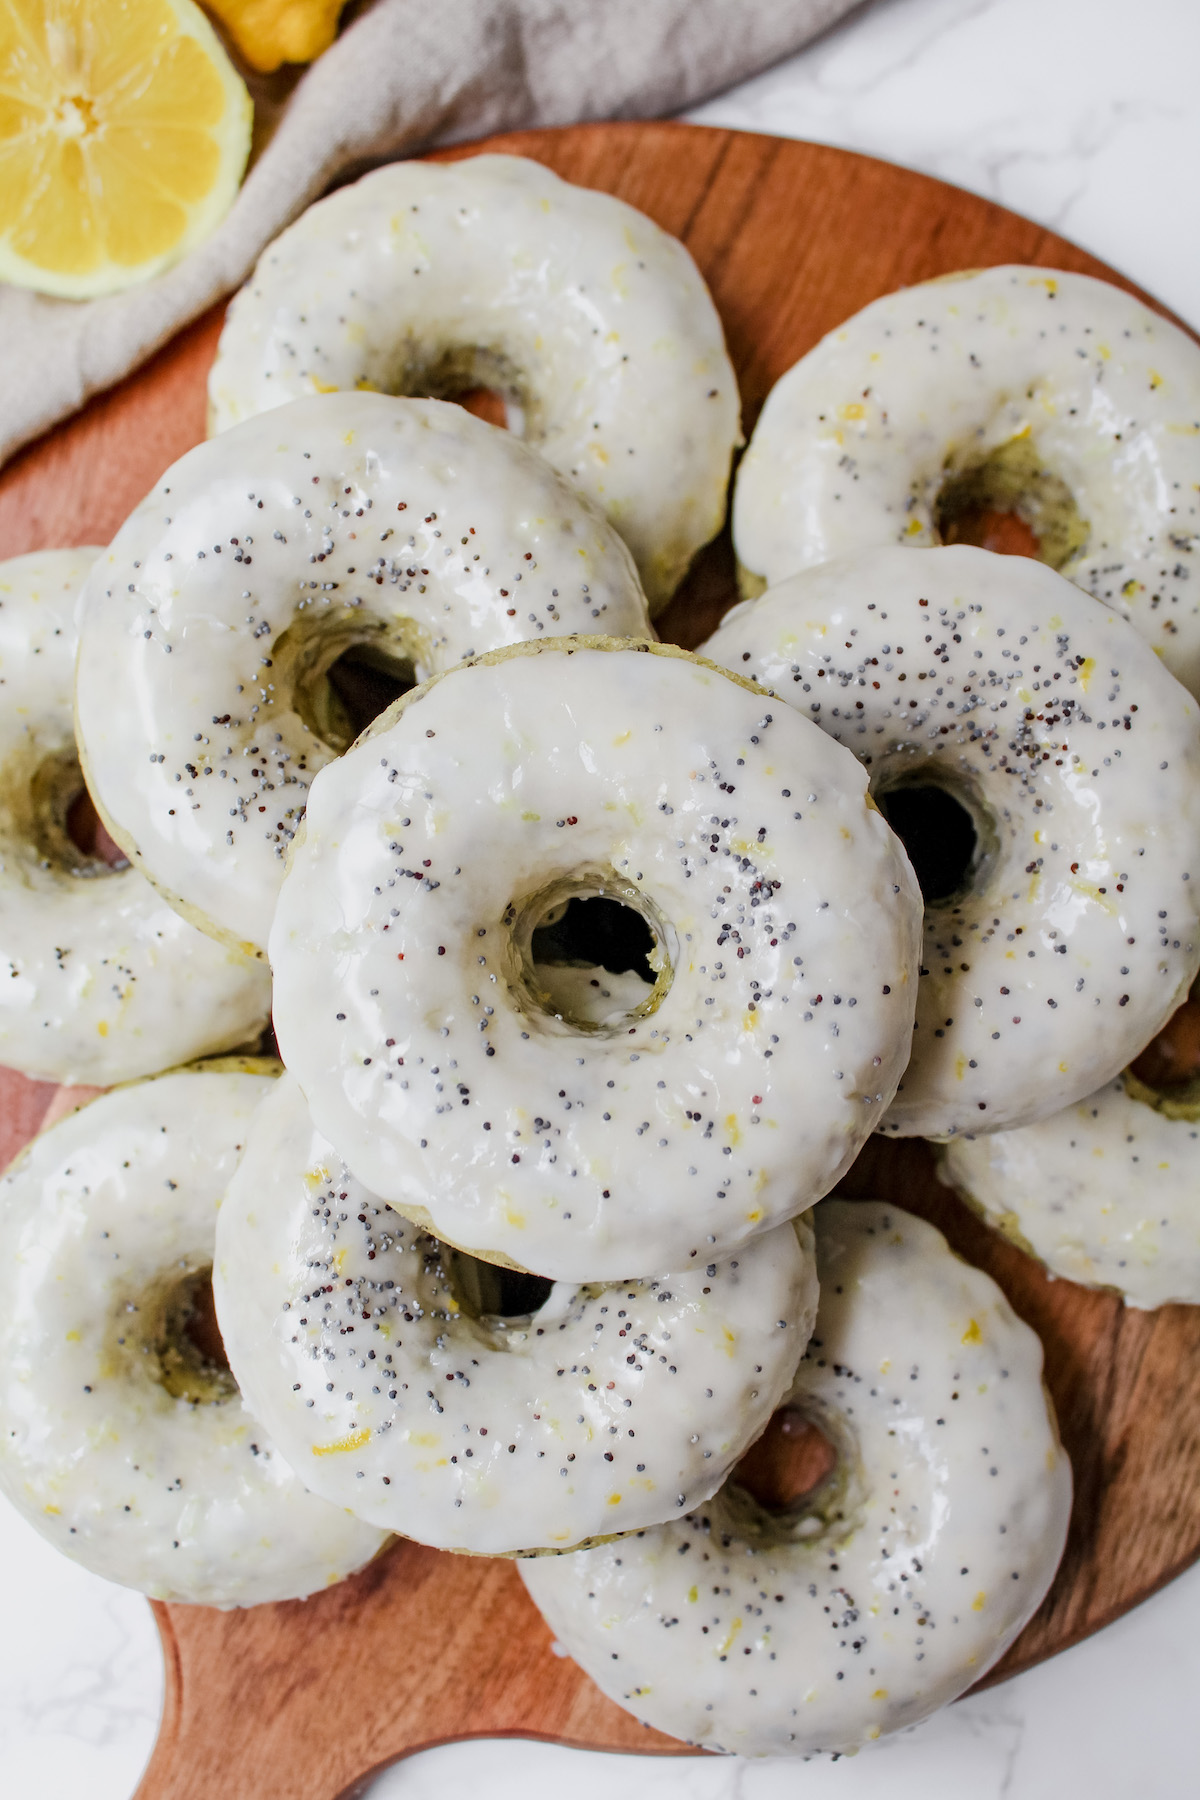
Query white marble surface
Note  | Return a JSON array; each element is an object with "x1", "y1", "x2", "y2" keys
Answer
[
  {"x1": 689, "y1": 0, "x2": 1200, "y2": 333},
  {"x1": 6, "y1": 0, "x2": 1200, "y2": 1792}
]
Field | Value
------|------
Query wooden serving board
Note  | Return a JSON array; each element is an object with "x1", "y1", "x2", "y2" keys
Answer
[{"x1": 3, "y1": 122, "x2": 1198, "y2": 1800}]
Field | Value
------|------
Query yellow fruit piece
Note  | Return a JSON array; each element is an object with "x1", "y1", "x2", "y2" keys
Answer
[
  {"x1": 0, "y1": 0, "x2": 252, "y2": 298},
  {"x1": 203, "y1": 0, "x2": 345, "y2": 72}
]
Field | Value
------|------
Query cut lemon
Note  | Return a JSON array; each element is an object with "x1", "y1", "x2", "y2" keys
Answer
[
  {"x1": 0, "y1": 0, "x2": 252, "y2": 299},
  {"x1": 202, "y1": 0, "x2": 346, "y2": 73}
]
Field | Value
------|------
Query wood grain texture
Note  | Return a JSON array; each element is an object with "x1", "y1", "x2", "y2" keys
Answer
[{"x1": 2, "y1": 121, "x2": 1197, "y2": 1797}]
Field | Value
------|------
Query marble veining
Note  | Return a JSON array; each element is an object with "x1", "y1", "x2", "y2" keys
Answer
[{"x1": 687, "y1": 0, "x2": 1200, "y2": 332}]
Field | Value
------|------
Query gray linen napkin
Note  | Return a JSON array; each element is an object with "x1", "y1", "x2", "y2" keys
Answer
[{"x1": 0, "y1": 0, "x2": 860, "y2": 471}]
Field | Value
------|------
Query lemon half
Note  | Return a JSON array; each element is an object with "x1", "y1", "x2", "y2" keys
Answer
[{"x1": 0, "y1": 0, "x2": 252, "y2": 299}]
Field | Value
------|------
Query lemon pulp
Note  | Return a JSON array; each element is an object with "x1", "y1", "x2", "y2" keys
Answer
[{"x1": 0, "y1": 0, "x2": 252, "y2": 298}]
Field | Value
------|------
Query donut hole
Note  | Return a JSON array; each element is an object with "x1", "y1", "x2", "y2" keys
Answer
[
  {"x1": 1125, "y1": 989, "x2": 1200, "y2": 1118},
  {"x1": 65, "y1": 785, "x2": 129, "y2": 869},
  {"x1": 941, "y1": 506, "x2": 1042, "y2": 559},
  {"x1": 122, "y1": 1266, "x2": 237, "y2": 1406},
  {"x1": 444, "y1": 1245, "x2": 556, "y2": 1322},
  {"x1": 934, "y1": 434, "x2": 1088, "y2": 571},
  {"x1": 512, "y1": 879, "x2": 671, "y2": 1032},
  {"x1": 414, "y1": 347, "x2": 526, "y2": 437},
  {"x1": 875, "y1": 776, "x2": 981, "y2": 906},
  {"x1": 325, "y1": 644, "x2": 417, "y2": 742},
  {"x1": 734, "y1": 1405, "x2": 838, "y2": 1515},
  {"x1": 532, "y1": 895, "x2": 657, "y2": 983},
  {"x1": 450, "y1": 387, "x2": 511, "y2": 431},
  {"x1": 28, "y1": 748, "x2": 128, "y2": 877},
  {"x1": 283, "y1": 619, "x2": 424, "y2": 753}
]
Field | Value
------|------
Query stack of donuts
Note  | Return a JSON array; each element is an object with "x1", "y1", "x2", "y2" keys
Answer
[{"x1": 4, "y1": 150, "x2": 1200, "y2": 1762}]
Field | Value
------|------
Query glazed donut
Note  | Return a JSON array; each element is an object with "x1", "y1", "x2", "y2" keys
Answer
[
  {"x1": 0, "y1": 1062, "x2": 388, "y2": 1606},
  {"x1": 0, "y1": 548, "x2": 269, "y2": 1084},
  {"x1": 940, "y1": 1061, "x2": 1200, "y2": 1308},
  {"x1": 270, "y1": 637, "x2": 922, "y2": 1280},
  {"x1": 733, "y1": 266, "x2": 1200, "y2": 695},
  {"x1": 520, "y1": 1198, "x2": 1072, "y2": 1757},
  {"x1": 207, "y1": 154, "x2": 740, "y2": 613},
  {"x1": 702, "y1": 545, "x2": 1200, "y2": 1138},
  {"x1": 75, "y1": 392, "x2": 652, "y2": 954},
  {"x1": 214, "y1": 1072, "x2": 819, "y2": 1555}
]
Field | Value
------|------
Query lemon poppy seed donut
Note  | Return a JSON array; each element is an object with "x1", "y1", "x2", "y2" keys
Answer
[
  {"x1": 0, "y1": 1063, "x2": 388, "y2": 1606},
  {"x1": 0, "y1": 548, "x2": 269, "y2": 1083},
  {"x1": 269, "y1": 638, "x2": 922, "y2": 1280},
  {"x1": 75, "y1": 392, "x2": 652, "y2": 955},
  {"x1": 702, "y1": 546, "x2": 1200, "y2": 1139},
  {"x1": 734, "y1": 266, "x2": 1200, "y2": 694},
  {"x1": 208, "y1": 154, "x2": 741, "y2": 613},
  {"x1": 940, "y1": 1067, "x2": 1200, "y2": 1308},
  {"x1": 214, "y1": 1072, "x2": 819, "y2": 1555},
  {"x1": 520, "y1": 1199, "x2": 1072, "y2": 1757}
]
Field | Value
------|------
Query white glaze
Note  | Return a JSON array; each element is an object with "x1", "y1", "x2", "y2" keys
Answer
[
  {"x1": 701, "y1": 546, "x2": 1200, "y2": 1138},
  {"x1": 0, "y1": 1064, "x2": 388, "y2": 1607},
  {"x1": 270, "y1": 639, "x2": 922, "y2": 1280},
  {"x1": 520, "y1": 1198, "x2": 1072, "y2": 1757},
  {"x1": 214, "y1": 1072, "x2": 818, "y2": 1555},
  {"x1": 0, "y1": 549, "x2": 269, "y2": 1083},
  {"x1": 941, "y1": 1075, "x2": 1200, "y2": 1309},
  {"x1": 208, "y1": 154, "x2": 740, "y2": 613},
  {"x1": 74, "y1": 393, "x2": 652, "y2": 954},
  {"x1": 733, "y1": 266, "x2": 1200, "y2": 696}
]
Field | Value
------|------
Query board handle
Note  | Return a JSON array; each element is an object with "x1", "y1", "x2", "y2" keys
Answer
[{"x1": 134, "y1": 1540, "x2": 689, "y2": 1800}]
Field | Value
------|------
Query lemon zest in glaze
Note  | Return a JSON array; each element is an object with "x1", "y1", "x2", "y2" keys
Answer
[
  {"x1": 1070, "y1": 878, "x2": 1117, "y2": 915},
  {"x1": 961, "y1": 1318, "x2": 982, "y2": 1346},
  {"x1": 313, "y1": 1428, "x2": 371, "y2": 1456}
]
